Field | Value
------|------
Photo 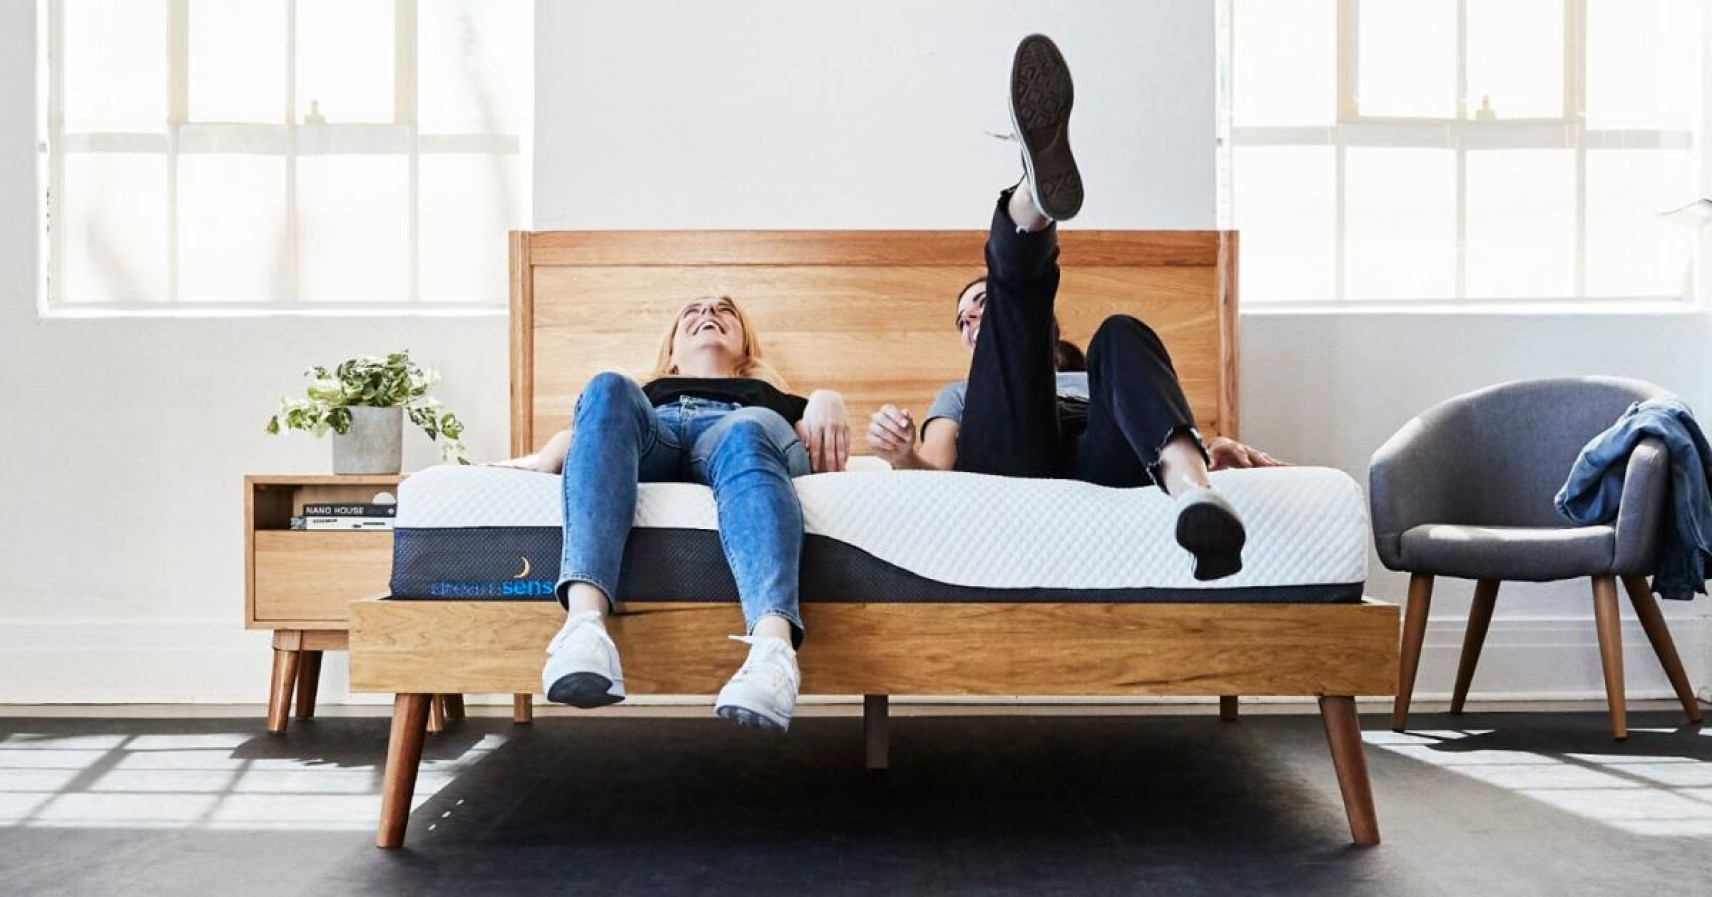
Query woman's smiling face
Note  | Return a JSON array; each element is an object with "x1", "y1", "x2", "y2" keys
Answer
[{"x1": 672, "y1": 296, "x2": 746, "y2": 365}]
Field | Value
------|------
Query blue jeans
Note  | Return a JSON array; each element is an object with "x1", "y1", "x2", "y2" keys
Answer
[{"x1": 556, "y1": 372, "x2": 812, "y2": 641}]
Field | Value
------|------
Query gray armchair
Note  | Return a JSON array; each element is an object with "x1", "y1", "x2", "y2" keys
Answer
[{"x1": 1370, "y1": 377, "x2": 1702, "y2": 739}]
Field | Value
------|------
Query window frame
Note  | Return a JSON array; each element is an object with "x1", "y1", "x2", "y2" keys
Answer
[
  {"x1": 1224, "y1": 0, "x2": 1703, "y2": 305},
  {"x1": 40, "y1": 0, "x2": 528, "y2": 315}
]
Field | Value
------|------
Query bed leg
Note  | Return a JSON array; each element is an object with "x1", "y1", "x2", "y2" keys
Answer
[
  {"x1": 378, "y1": 693, "x2": 431, "y2": 848},
  {"x1": 1319, "y1": 695, "x2": 1380, "y2": 846},
  {"x1": 442, "y1": 694, "x2": 465, "y2": 722},
  {"x1": 1219, "y1": 695, "x2": 1239, "y2": 722},
  {"x1": 513, "y1": 694, "x2": 534, "y2": 724},
  {"x1": 427, "y1": 695, "x2": 446, "y2": 734},
  {"x1": 864, "y1": 694, "x2": 889, "y2": 771}
]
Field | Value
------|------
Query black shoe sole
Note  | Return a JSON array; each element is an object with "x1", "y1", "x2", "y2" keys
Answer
[
  {"x1": 546, "y1": 672, "x2": 624, "y2": 708},
  {"x1": 1011, "y1": 34, "x2": 1082, "y2": 221},
  {"x1": 1176, "y1": 501, "x2": 1246, "y2": 581},
  {"x1": 715, "y1": 704, "x2": 788, "y2": 732}
]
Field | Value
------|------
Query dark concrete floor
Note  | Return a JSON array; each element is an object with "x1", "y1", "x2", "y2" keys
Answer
[{"x1": 1, "y1": 708, "x2": 1708, "y2": 896}]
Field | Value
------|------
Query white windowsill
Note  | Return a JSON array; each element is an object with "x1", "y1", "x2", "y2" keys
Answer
[
  {"x1": 38, "y1": 304, "x2": 508, "y2": 320},
  {"x1": 1241, "y1": 297, "x2": 1704, "y2": 317}
]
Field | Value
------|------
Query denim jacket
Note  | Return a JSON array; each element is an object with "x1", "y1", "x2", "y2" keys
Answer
[{"x1": 1555, "y1": 396, "x2": 1712, "y2": 600}]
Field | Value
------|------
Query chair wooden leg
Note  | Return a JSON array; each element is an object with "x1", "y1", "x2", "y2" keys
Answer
[
  {"x1": 377, "y1": 693, "x2": 431, "y2": 848},
  {"x1": 1591, "y1": 575, "x2": 1627, "y2": 740},
  {"x1": 1319, "y1": 696, "x2": 1380, "y2": 846},
  {"x1": 1219, "y1": 695, "x2": 1239, "y2": 722},
  {"x1": 1621, "y1": 575, "x2": 1703, "y2": 725},
  {"x1": 512, "y1": 694, "x2": 534, "y2": 724},
  {"x1": 266, "y1": 647, "x2": 300, "y2": 735},
  {"x1": 864, "y1": 694, "x2": 889, "y2": 771},
  {"x1": 293, "y1": 651, "x2": 323, "y2": 721},
  {"x1": 442, "y1": 694, "x2": 465, "y2": 722},
  {"x1": 1393, "y1": 573, "x2": 1434, "y2": 732},
  {"x1": 1450, "y1": 579, "x2": 1500, "y2": 714}
]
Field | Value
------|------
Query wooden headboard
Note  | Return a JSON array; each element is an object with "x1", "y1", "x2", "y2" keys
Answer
[{"x1": 509, "y1": 231, "x2": 1239, "y2": 456}]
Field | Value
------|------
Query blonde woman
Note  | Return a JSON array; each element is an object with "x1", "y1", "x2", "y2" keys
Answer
[{"x1": 513, "y1": 296, "x2": 850, "y2": 730}]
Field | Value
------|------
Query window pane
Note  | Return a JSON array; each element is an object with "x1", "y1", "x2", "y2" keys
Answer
[
  {"x1": 296, "y1": 0, "x2": 394, "y2": 123},
  {"x1": 297, "y1": 157, "x2": 408, "y2": 301},
  {"x1": 1587, "y1": 0, "x2": 1704, "y2": 130},
  {"x1": 1586, "y1": 150, "x2": 1696, "y2": 297},
  {"x1": 1466, "y1": 150, "x2": 1576, "y2": 298},
  {"x1": 1233, "y1": 146, "x2": 1336, "y2": 302},
  {"x1": 1344, "y1": 148, "x2": 1456, "y2": 299},
  {"x1": 419, "y1": 0, "x2": 534, "y2": 134},
  {"x1": 1466, "y1": 0, "x2": 1563, "y2": 120},
  {"x1": 62, "y1": 0, "x2": 166, "y2": 132},
  {"x1": 419, "y1": 155, "x2": 523, "y2": 303},
  {"x1": 188, "y1": 0, "x2": 286, "y2": 124},
  {"x1": 1357, "y1": 0, "x2": 1455, "y2": 118},
  {"x1": 60, "y1": 153, "x2": 168, "y2": 303},
  {"x1": 1232, "y1": 0, "x2": 1334, "y2": 127},
  {"x1": 179, "y1": 156, "x2": 287, "y2": 302}
]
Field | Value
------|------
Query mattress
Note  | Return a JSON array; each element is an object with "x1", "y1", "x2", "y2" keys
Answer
[{"x1": 388, "y1": 464, "x2": 1370, "y2": 604}]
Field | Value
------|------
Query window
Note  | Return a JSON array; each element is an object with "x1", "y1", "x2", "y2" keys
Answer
[
  {"x1": 1225, "y1": 0, "x2": 1704, "y2": 304},
  {"x1": 42, "y1": 0, "x2": 532, "y2": 312}
]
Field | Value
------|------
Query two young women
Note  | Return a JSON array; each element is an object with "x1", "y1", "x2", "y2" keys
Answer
[{"x1": 512, "y1": 35, "x2": 1276, "y2": 732}]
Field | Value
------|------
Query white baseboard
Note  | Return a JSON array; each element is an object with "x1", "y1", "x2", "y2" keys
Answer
[{"x1": 0, "y1": 615, "x2": 1706, "y2": 706}]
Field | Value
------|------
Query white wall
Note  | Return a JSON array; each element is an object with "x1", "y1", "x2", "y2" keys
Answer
[{"x1": 0, "y1": 0, "x2": 1706, "y2": 703}]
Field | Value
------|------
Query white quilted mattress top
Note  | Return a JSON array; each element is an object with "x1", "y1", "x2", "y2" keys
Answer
[{"x1": 398, "y1": 464, "x2": 1370, "y2": 591}]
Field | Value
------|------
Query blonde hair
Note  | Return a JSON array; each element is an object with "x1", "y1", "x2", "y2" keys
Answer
[{"x1": 650, "y1": 295, "x2": 790, "y2": 391}]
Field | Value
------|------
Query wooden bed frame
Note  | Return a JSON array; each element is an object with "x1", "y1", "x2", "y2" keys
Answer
[{"x1": 350, "y1": 229, "x2": 1400, "y2": 848}]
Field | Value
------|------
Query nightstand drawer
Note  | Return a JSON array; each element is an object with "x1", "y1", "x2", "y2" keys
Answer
[{"x1": 253, "y1": 531, "x2": 393, "y2": 624}]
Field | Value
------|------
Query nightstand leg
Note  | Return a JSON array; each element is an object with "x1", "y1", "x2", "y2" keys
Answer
[
  {"x1": 294, "y1": 651, "x2": 323, "y2": 720},
  {"x1": 513, "y1": 694, "x2": 533, "y2": 724},
  {"x1": 267, "y1": 647, "x2": 300, "y2": 734},
  {"x1": 442, "y1": 694, "x2": 465, "y2": 721},
  {"x1": 427, "y1": 694, "x2": 446, "y2": 734}
]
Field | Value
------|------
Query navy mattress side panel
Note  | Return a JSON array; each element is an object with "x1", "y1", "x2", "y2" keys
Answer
[
  {"x1": 389, "y1": 526, "x2": 1363, "y2": 604},
  {"x1": 389, "y1": 527, "x2": 741, "y2": 602}
]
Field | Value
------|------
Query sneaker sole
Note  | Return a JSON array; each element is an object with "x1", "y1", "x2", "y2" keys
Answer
[
  {"x1": 546, "y1": 672, "x2": 625, "y2": 709},
  {"x1": 1176, "y1": 501, "x2": 1246, "y2": 581},
  {"x1": 1010, "y1": 35, "x2": 1082, "y2": 221},
  {"x1": 715, "y1": 703, "x2": 789, "y2": 732}
]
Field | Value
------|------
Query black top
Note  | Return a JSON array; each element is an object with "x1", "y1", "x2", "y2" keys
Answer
[{"x1": 643, "y1": 377, "x2": 811, "y2": 424}]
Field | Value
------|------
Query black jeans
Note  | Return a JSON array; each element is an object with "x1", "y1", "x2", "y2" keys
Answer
[{"x1": 953, "y1": 190, "x2": 1206, "y2": 489}]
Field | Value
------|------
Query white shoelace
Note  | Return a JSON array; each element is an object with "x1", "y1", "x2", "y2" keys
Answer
[
  {"x1": 548, "y1": 610, "x2": 604, "y2": 654},
  {"x1": 727, "y1": 635, "x2": 800, "y2": 692}
]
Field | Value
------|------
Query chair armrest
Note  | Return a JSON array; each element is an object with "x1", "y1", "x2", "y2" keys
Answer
[
  {"x1": 1612, "y1": 436, "x2": 1668, "y2": 575},
  {"x1": 1369, "y1": 410, "x2": 1473, "y2": 571}
]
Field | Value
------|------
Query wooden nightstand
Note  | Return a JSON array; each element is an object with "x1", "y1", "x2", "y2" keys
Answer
[{"x1": 245, "y1": 475, "x2": 531, "y2": 732}]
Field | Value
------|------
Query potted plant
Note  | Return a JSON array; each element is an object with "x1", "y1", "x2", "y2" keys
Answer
[{"x1": 266, "y1": 350, "x2": 469, "y2": 473}]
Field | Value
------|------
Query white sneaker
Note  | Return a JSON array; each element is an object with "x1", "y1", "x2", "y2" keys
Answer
[
  {"x1": 541, "y1": 610, "x2": 626, "y2": 708},
  {"x1": 714, "y1": 636, "x2": 800, "y2": 732},
  {"x1": 1173, "y1": 486, "x2": 1246, "y2": 581}
]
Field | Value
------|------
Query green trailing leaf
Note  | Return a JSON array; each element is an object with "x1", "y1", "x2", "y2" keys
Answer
[{"x1": 265, "y1": 348, "x2": 470, "y2": 463}]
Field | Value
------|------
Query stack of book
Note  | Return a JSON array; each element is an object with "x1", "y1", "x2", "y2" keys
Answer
[{"x1": 289, "y1": 500, "x2": 397, "y2": 531}]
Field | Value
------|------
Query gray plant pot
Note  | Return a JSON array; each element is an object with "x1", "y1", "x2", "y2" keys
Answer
[{"x1": 332, "y1": 406, "x2": 404, "y2": 475}]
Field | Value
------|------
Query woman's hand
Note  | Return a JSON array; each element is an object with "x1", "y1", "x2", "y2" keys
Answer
[
  {"x1": 865, "y1": 404, "x2": 919, "y2": 468},
  {"x1": 484, "y1": 454, "x2": 542, "y2": 471},
  {"x1": 483, "y1": 429, "x2": 571, "y2": 474},
  {"x1": 1207, "y1": 436, "x2": 1287, "y2": 470},
  {"x1": 799, "y1": 390, "x2": 851, "y2": 473}
]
